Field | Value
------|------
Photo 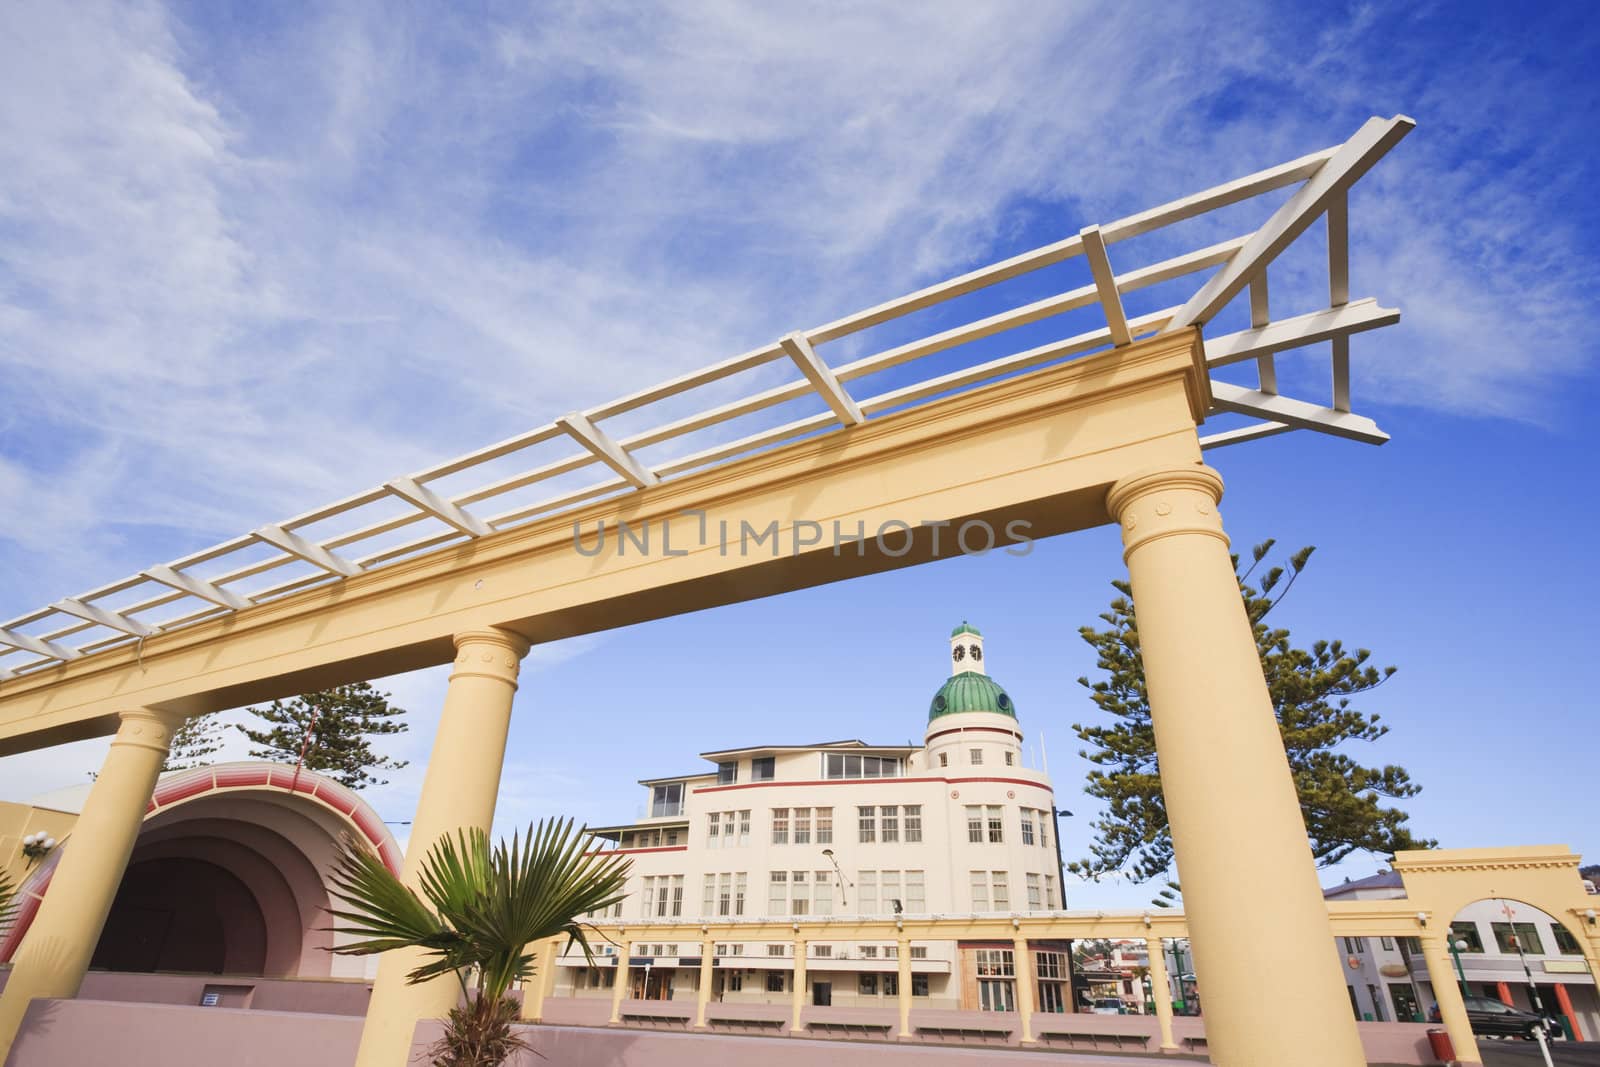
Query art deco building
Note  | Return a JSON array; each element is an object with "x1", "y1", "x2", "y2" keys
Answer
[{"x1": 552, "y1": 623, "x2": 1074, "y2": 1013}]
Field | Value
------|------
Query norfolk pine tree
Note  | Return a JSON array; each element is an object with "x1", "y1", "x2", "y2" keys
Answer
[
  {"x1": 162, "y1": 713, "x2": 226, "y2": 772},
  {"x1": 237, "y1": 682, "x2": 410, "y2": 790},
  {"x1": 1069, "y1": 539, "x2": 1433, "y2": 884}
]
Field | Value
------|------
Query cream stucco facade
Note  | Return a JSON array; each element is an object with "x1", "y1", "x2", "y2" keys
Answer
[{"x1": 550, "y1": 625, "x2": 1074, "y2": 1014}]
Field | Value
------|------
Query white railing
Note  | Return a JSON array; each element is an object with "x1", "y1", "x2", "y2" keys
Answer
[{"x1": 0, "y1": 116, "x2": 1414, "y2": 680}]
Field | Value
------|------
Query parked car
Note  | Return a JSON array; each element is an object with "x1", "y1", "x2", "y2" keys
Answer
[
  {"x1": 1428, "y1": 996, "x2": 1563, "y2": 1040},
  {"x1": 1089, "y1": 998, "x2": 1125, "y2": 1015}
]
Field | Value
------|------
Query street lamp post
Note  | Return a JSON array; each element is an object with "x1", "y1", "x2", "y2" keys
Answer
[
  {"x1": 1447, "y1": 937, "x2": 1470, "y2": 997},
  {"x1": 1048, "y1": 808, "x2": 1072, "y2": 909},
  {"x1": 821, "y1": 849, "x2": 850, "y2": 908},
  {"x1": 1170, "y1": 940, "x2": 1188, "y2": 1013},
  {"x1": 1497, "y1": 901, "x2": 1556, "y2": 1067}
]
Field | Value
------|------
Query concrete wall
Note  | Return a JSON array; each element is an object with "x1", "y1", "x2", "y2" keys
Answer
[{"x1": 0, "y1": 969, "x2": 374, "y2": 1016}]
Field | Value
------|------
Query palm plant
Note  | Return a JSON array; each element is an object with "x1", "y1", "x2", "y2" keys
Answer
[{"x1": 328, "y1": 818, "x2": 630, "y2": 1067}]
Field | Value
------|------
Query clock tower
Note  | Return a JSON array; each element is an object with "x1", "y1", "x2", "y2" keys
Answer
[{"x1": 949, "y1": 621, "x2": 984, "y2": 676}]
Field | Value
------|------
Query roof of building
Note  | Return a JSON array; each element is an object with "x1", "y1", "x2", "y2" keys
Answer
[
  {"x1": 951, "y1": 621, "x2": 982, "y2": 638},
  {"x1": 696, "y1": 740, "x2": 919, "y2": 760},
  {"x1": 929, "y1": 671, "x2": 1017, "y2": 721},
  {"x1": 1322, "y1": 869, "x2": 1404, "y2": 898}
]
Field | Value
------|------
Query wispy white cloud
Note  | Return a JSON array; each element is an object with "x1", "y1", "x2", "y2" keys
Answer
[{"x1": 0, "y1": 0, "x2": 1594, "y2": 807}]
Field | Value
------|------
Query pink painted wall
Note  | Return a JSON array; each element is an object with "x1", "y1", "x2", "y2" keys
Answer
[{"x1": 0, "y1": 989, "x2": 1445, "y2": 1067}]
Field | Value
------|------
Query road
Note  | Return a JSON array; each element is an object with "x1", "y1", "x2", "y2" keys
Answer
[{"x1": 1479, "y1": 1040, "x2": 1600, "y2": 1066}]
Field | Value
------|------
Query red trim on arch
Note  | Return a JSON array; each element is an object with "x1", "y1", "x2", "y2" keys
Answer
[
  {"x1": 695, "y1": 776, "x2": 1052, "y2": 794},
  {"x1": 1, "y1": 762, "x2": 403, "y2": 964},
  {"x1": 925, "y1": 726, "x2": 1022, "y2": 742}
]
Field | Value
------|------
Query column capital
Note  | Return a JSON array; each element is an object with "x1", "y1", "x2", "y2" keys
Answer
[
  {"x1": 449, "y1": 628, "x2": 531, "y2": 686},
  {"x1": 1106, "y1": 464, "x2": 1228, "y2": 560},
  {"x1": 111, "y1": 708, "x2": 185, "y2": 754}
]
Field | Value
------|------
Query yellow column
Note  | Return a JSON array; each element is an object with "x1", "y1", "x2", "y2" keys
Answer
[
  {"x1": 896, "y1": 936, "x2": 913, "y2": 1038},
  {"x1": 353, "y1": 628, "x2": 530, "y2": 1067},
  {"x1": 790, "y1": 937, "x2": 807, "y2": 1032},
  {"x1": 522, "y1": 937, "x2": 559, "y2": 1022},
  {"x1": 695, "y1": 937, "x2": 715, "y2": 1028},
  {"x1": 1144, "y1": 937, "x2": 1178, "y2": 1052},
  {"x1": 1107, "y1": 465, "x2": 1366, "y2": 1067},
  {"x1": 0, "y1": 707, "x2": 182, "y2": 1061},
  {"x1": 609, "y1": 940, "x2": 633, "y2": 1023},
  {"x1": 1420, "y1": 935, "x2": 1481, "y2": 1064},
  {"x1": 1012, "y1": 934, "x2": 1035, "y2": 1044}
]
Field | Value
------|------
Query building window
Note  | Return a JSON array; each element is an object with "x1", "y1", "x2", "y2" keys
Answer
[
  {"x1": 939, "y1": 752, "x2": 948, "y2": 767},
  {"x1": 707, "y1": 812, "x2": 721, "y2": 848},
  {"x1": 906, "y1": 871, "x2": 926, "y2": 913},
  {"x1": 911, "y1": 946, "x2": 928, "y2": 960},
  {"x1": 883, "y1": 974, "x2": 898, "y2": 996},
  {"x1": 1037, "y1": 951, "x2": 1067, "y2": 1014},
  {"x1": 1554, "y1": 924, "x2": 1584, "y2": 955},
  {"x1": 651, "y1": 783, "x2": 684, "y2": 817},
  {"x1": 966, "y1": 806, "x2": 983, "y2": 843},
  {"x1": 858, "y1": 871, "x2": 878, "y2": 914},
  {"x1": 767, "y1": 944, "x2": 787, "y2": 957},
  {"x1": 717, "y1": 761, "x2": 738, "y2": 785},
  {"x1": 1044, "y1": 875, "x2": 1056, "y2": 909},
  {"x1": 859, "y1": 974, "x2": 878, "y2": 995},
  {"x1": 703, "y1": 874, "x2": 716, "y2": 915},
  {"x1": 1380, "y1": 936, "x2": 1395, "y2": 952},
  {"x1": 814, "y1": 871, "x2": 833, "y2": 916},
  {"x1": 970, "y1": 748, "x2": 983, "y2": 766},
  {"x1": 859, "y1": 806, "x2": 877, "y2": 843},
  {"x1": 752, "y1": 756, "x2": 776, "y2": 781},
  {"x1": 1342, "y1": 937, "x2": 1366, "y2": 955},
  {"x1": 992, "y1": 872, "x2": 1009, "y2": 911},
  {"x1": 971, "y1": 870, "x2": 989, "y2": 912},
  {"x1": 904, "y1": 805, "x2": 922, "y2": 843},
  {"x1": 813, "y1": 944, "x2": 832, "y2": 958},
  {"x1": 767, "y1": 972, "x2": 785, "y2": 993},
  {"x1": 671, "y1": 876, "x2": 684, "y2": 917},
  {"x1": 794, "y1": 807, "x2": 812, "y2": 845},
  {"x1": 860, "y1": 946, "x2": 879, "y2": 959},
  {"x1": 736, "y1": 872, "x2": 747, "y2": 915},
  {"x1": 817, "y1": 807, "x2": 833, "y2": 844},
  {"x1": 769, "y1": 872, "x2": 786, "y2": 915},
  {"x1": 912, "y1": 974, "x2": 929, "y2": 996},
  {"x1": 975, "y1": 949, "x2": 1015, "y2": 1012},
  {"x1": 728, "y1": 972, "x2": 743, "y2": 992},
  {"x1": 1020, "y1": 810, "x2": 1035, "y2": 846},
  {"x1": 1491, "y1": 922, "x2": 1545, "y2": 955},
  {"x1": 738, "y1": 810, "x2": 751, "y2": 846},
  {"x1": 986, "y1": 805, "x2": 1004, "y2": 843},
  {"x1": 1367, "y1": 983, "x2": 1387, "y2": 1021},
  {"x1": 1027, "y1": 873, "x2": 1042, "y2": 911},
  {"x1": 881, "y1": 805, "x2": 900, "y2": 843},
  {"x1": 824, "y1": 753, "x2": 903, "y2": 779},
  {"x1": 1449, "y1": 922, "x2": 1484, "y2": 953},
  {"x1": 772, "y1": 808, "x2": 790, "y2": 845},
  {"x1": 882, "y1": 870, "x2": 903, "y2": 915},
  {"x1": 885, "y1": 945, "x2": 897, "y2": 959},
  {"x1": 790, "y1": 871, "x2": 809, "y2": 915}
]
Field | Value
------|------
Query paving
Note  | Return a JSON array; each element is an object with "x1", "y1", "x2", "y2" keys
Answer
[{"x1": 1479, "y1": 1040, "x2": 1600, "y2": 1066}]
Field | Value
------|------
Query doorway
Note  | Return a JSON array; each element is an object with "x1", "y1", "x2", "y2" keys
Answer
[{"x1": 812, "y1": 981, "x2": 831, "y2": 1006}]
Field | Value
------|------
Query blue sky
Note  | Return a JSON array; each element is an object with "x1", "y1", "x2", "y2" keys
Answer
[{"x1": 1, "y1": 1, "x2": 1596, "y2": 909}]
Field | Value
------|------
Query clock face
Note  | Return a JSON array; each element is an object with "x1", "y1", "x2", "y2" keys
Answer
[
  {"x1": 952, "y1": 645, "x2": 966, "y2": 662},
  {"x1": 969, "y1": 644, "x2": 982, "y2": 662}
]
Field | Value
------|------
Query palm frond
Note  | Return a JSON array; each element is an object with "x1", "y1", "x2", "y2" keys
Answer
[{"x1": 326, "y1": 819, "x2": 630, "y2": 1002}]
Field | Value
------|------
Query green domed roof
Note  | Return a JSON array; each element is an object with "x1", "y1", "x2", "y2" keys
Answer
[
  {"x1": 929, "y1": 672, "x2": 1017, "y2": 721},
  {"x1": 950, "y1": 621, "x2": 982, "y2": 638}
]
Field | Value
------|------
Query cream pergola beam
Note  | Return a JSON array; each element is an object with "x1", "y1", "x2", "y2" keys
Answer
[
  {"x1": 1080, "y1": 226, "x2": 1132, "y2": 347},
  {"x1": 0, "y1": 627, "x2": 79, "y2": 662},
  {"x1": 252, "y1": 524, "x2": 363, "y2": 579},
  {"x1": 1166, "y1": 114, "x2": 1414, "y2": 332},
  {"x1": 555, "y1": 411, "x2": 660, "y2": 489},
  {"x1": 385, "y1": 476, "x2": 492, "y2": 538},
  {"x1": 779, "y1": 333, "x2": 865, "y2": 426},
  {"x1": 141, "y1": 564, "x2": 253, "y2": 612},
  {"x1": 1210, "y1": 382, "x2": 1387, "y2": 444},
  {"x1": 48, "y1": 597, "x2": 155, "y2": 638},
  {"x1": 1202, "y1": 300, "x2": 1398, "y2": 369},
  {"x1": 1199, "y1": 420, "x2": 1292, "y2": 450}
]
